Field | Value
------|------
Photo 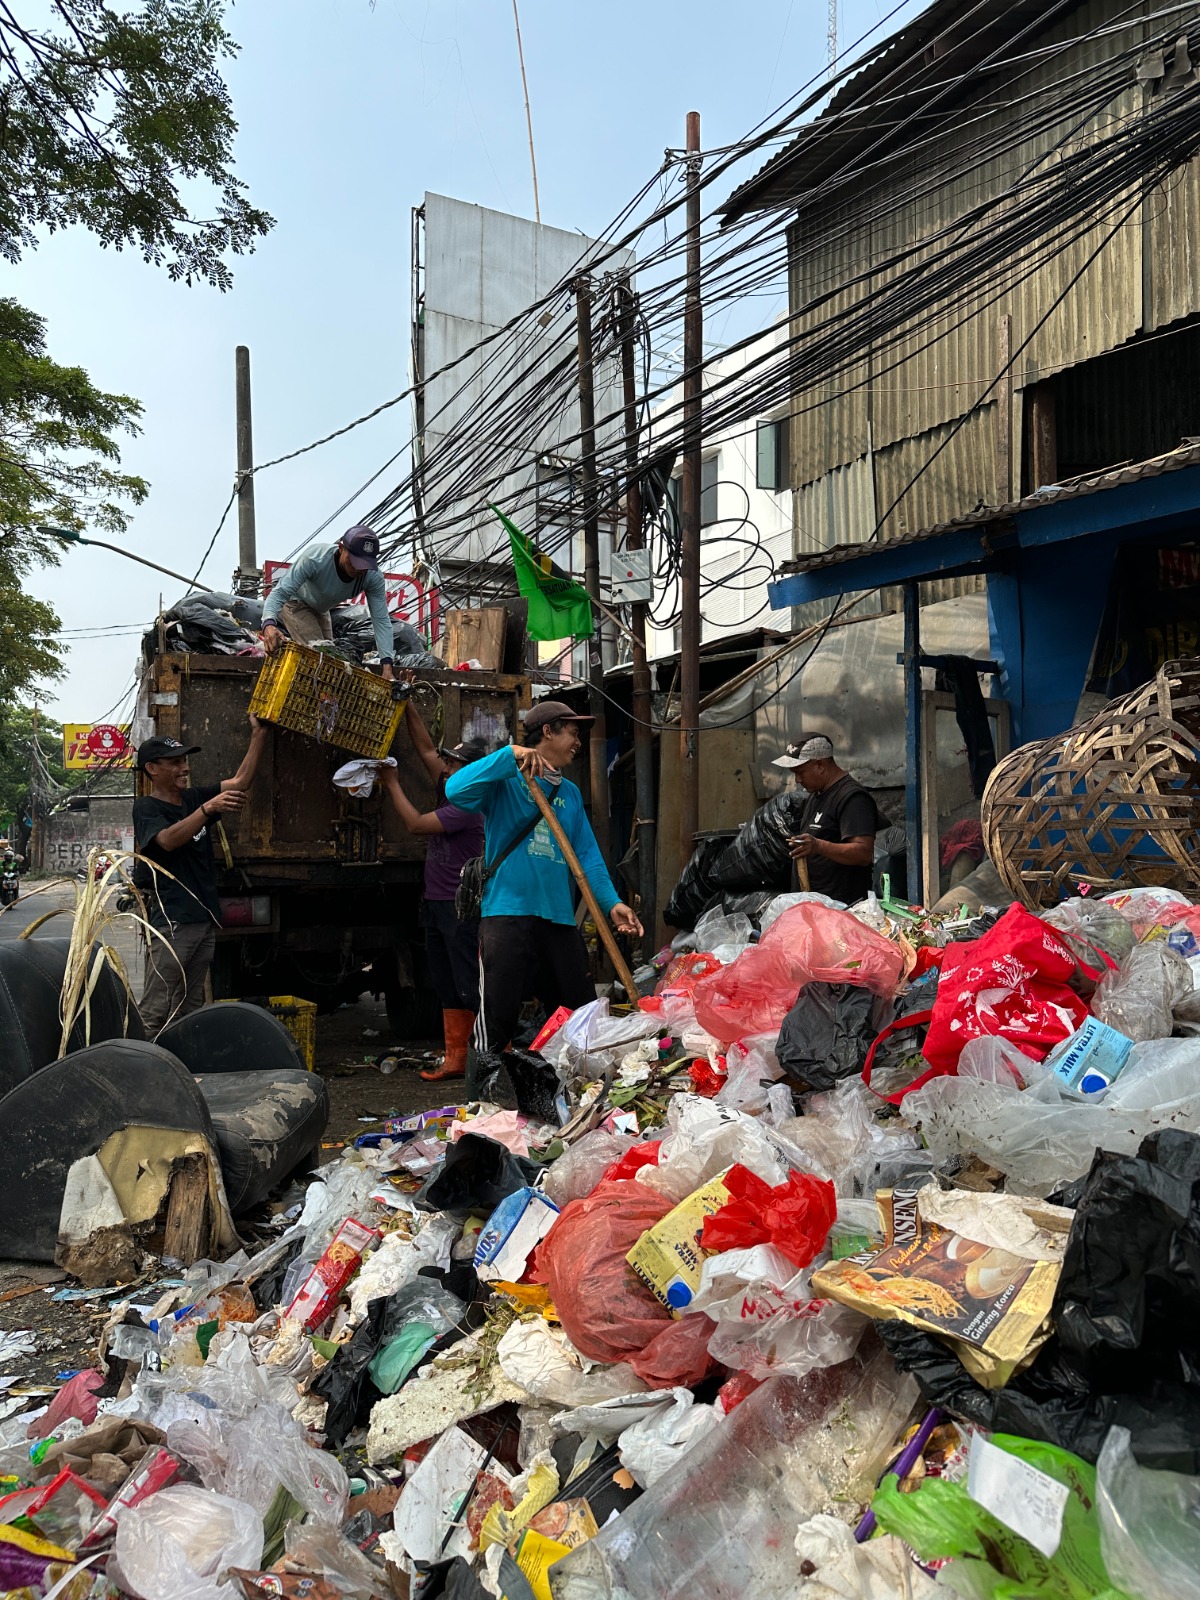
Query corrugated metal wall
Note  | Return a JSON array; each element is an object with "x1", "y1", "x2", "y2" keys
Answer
[
  {"x1": 794, "y1": 451, "x2": 878, "y2": 553},
  {"x1": 787, "y1": 0, "x2": 1177, "y2": 545}
]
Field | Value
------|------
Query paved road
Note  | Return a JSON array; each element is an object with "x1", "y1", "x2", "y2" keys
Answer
[{"x1": 0, "y1": 877, "x2": 144, "y2": 983}]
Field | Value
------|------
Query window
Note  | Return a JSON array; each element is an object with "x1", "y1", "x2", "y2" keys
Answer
[
  {"x1": 667, "y1": 456, "x2": 720, "y2": 528},
  {"x1": 701, "y1": 455, "x2": 719, "y2": 526},
  {"x1": 756, "y1": 415, "x2": 790, "y2": 492}
]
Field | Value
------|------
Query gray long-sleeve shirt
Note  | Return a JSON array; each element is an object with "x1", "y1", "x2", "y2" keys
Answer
[{"x1": 263, "y1": 542, "x2": 393, "y2": 659}]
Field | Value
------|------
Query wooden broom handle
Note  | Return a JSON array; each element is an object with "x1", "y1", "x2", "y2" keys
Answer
[
  {"x1": 796, "y1": 857, "x2": 811, "y2": 892},
  {"x1": 520, "y1": 770, "x2": 641, "y2": 1002}
]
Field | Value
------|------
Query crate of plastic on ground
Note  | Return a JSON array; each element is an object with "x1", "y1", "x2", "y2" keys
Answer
[
  {"x1": 267, "y1": 994, "x2": 317, "y2": 1071},
  {"x1": 249, "y1": 639, "x2": 406, "y2": 759}
]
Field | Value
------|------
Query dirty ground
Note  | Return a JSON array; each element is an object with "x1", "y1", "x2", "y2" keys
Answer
[{"x1": 0, "y1": 995, "x2": 445, "y2": 1385}]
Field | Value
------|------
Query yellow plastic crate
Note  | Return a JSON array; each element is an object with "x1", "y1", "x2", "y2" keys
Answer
[
  {"x1": 249, "y1": 639, "x2": 406, "y2": 759},
  {"x1": 267, "y1": 994, "x2": 317, "y2": 1071}
]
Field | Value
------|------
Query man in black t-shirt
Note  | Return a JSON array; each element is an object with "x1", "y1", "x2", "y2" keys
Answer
[
  {"x1": 133, "y1": 719, "x2": 266, "y2": 1037},
  {"x1": 774, "y1": 734, "x2": 881, "y2": 905}
]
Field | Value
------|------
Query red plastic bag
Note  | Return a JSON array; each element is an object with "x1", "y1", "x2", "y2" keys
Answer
[
  {"x1": 700, "y1": 1163, "x2": 836, "y2": 1269},
  {"x1": 692, "y1": 903, "x2": 906, "y2": 1043},
  {"x1": 603, "y1": 1140, "x2": 662, "y2": 1183},
  {"x1": 533, "y1": 1179, "x2": 718, "y2": 1386},
  {"x1": 688, "y1": 1056, "x2": 728, "y2": 1097},
  {"x1": 921, "y1": 904, "x2": 1090, "y2": 1077}
]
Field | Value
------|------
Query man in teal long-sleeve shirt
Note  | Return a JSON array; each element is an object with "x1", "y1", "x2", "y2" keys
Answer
[
  {"x1": 262, "y1": 526, "x2": 395, "y2": 678},
  {"x1": 445, "y1": 699, "x2": 642, "y2": 1072}
]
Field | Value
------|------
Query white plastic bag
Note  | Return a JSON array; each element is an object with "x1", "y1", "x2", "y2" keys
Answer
[
  {"x1": 758, "y1": 890, "x2": 845, "y2": 933},
  {"x1": 691, "y1": 906, "x2": 754, "y2": 963},
  {"x1": 284, "y1": 1522, "x2": 394, "y2": 1599},
  {"x1": 715, "y1": 1038, "x2": 784, "y2": 1115},
  {"x1": 554, "y1": 999, "x2": 660, "y2": 1075},
  {"x1": 793, "y1": 1514, "x2": 939, "y2": 1598},
  {"x1": 220, "y1": 1402, "x2": 349, "y2": 1525},
  {"x1": 617, "y1": 1388, "x2": 720, "y2": 1488},
  {"x1": 707, "y1": 1294, "x2": 865, "y2": 1380},
  {"x1": 1097, "y1": 1426, "x2": 1200, "y2": 1600},
  {"x1": 347, "y1": 1212, "x2": 458, "y2": 1319},
  {"x1": 543, "y1": 1128, "x2": 636, "y2": 1207},
  {"x1": 115, "y1": 1484, "x2": 262, "y2": 1600},
  {"x1": 636, "y1": 1094, "x2": 787, "y2": 1202},
  {"x1": 1094, "y1": 942, "x2": 1193, "y2": 1042},
  {"x1": 332, "y1": 757, "x2": 396, "y2": 799},
  {"x1": 296, "y1": 1157, "x2": 382, "y2": 1260},
  {"x1": 904, "y1": 1035, "x2": 1200, "y2": 1195},
  {"x1": 496, "y1": 1319, "x2": 643, "y2": 1406}
]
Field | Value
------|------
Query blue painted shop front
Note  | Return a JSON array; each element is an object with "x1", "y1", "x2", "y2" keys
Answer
[{"x1": 768, "y1": 460, "x2": 1200, "y2": 901}]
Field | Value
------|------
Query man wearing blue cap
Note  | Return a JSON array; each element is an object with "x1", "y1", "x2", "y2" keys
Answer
[{"x1": 262, "y1": 526, "x2": 395, "y2": 679}]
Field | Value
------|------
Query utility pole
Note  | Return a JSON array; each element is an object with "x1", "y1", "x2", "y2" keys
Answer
[
  {"x1": 234, "y1": 345, "x2": 261, "y2": 597},
  {"x1": 678, "y1": 110, "x2": 703, "y2": 871},
  {"x1": 573, "y1": 277, "x2": 612, "y2": 860},
  {"x1": 618, "y1": 275, "x2": 657, "y2": 955}
]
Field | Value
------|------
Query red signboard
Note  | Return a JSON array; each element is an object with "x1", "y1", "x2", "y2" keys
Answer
[{"x1": 262, "y1": 560, "x2": 439, "y2": 641}]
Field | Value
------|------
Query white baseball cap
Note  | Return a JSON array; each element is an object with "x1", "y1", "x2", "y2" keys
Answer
[{"x1": 773, "y1": 735, "x2": 833, "y2": 769}]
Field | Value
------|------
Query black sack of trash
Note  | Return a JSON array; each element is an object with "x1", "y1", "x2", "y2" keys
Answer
[
  {"x1": 776, "y1": 982, "x2": 895, "y2": 1092},
  {"x1": 710, "y1": 791, "x2": 806, "y2": 894},
  {"x1": 162, "y1": 594, "x2": 258, "y2": 654},
  {"x1": 878, "y1": 1127, "x2": 1200, "y2": 1470},
  {"x1": 663, "y1": 834, "x2": 732, "y2": 931},
  {"x1": 501, "y1": 1047, "x2": 564, "y2": 1122},
  {"x1": 415, "y1": 1133, "x2": 542, "y2": 1216}
]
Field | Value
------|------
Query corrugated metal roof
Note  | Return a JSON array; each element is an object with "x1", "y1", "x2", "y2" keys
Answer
[
  {"x1": 722, "y1": 0, "x2": 1063, "y2": 221},
  {"x1": 777, "y1": 439, "x2": 1200, "y2": 576}
]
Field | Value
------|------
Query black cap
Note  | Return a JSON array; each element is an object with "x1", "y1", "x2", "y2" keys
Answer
[
  {"x1": 137, "y1": 736, "x2": 201, "y2": 769},
  {"x1": 441, "y1": 737, "x2": 492, "y2": 765}
]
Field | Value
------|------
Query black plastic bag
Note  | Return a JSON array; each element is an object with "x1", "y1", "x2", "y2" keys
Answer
[
  {"x1": 720, "y1": 889, "x2": 775, "y2": 924},
  {"x1": 663, "y1": 835, "x2": 732, "y2": 930},
  {"x1": 500, "y1": 1047, "x2": 564, "y2": 1122},
  {"x1": 162, "y1": 595, "x2": 258, "y2": 654},
  {"x1": 776, "y1": 982, "x2": 895, "y2": 1092},
  {"x1": 311, "y1": 1297, "x2": 387, "y2": 1450},
  {"x1": 711, "y1": 791, "x2": 806, "y2": 893},
  {"x1": 880, "y1": 1127, "x2": 1200, "y2": 1470},
  {"x1": 415, "y1": 1133, "x2": 541, "y2": 1215}
]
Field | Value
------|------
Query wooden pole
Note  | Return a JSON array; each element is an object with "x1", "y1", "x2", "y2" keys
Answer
[
  {"x1": 619, "y1": 274, "x2": 657, "y2": 957},
  {"x1": 573, "y1": 279, "x2": 612, "y2": 860},
  {"x1": 678, "y1": 109, "x2": 703, "y2": 871},
  {"x1": 520, "y1": 770, "x2": 640, "y2": 1000}
]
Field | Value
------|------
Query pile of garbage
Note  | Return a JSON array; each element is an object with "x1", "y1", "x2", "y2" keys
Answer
[
  {"x1": 7, "y1": 886, "x2": 1200, "y2": 1598},
  {"x1": 151, "y1": 592, "x2": 441, "y2": 670}
]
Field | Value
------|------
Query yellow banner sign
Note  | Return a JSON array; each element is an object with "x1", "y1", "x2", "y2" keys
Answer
[{"x1": 62, "y1": 723, "x2": 133, "y2": 770}]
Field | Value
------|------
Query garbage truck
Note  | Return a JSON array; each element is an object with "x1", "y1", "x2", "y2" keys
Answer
[{"x1": 136, "y1": 632, "x2": 530, "y2": 1034}]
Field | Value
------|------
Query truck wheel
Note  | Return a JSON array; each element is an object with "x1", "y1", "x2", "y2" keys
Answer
[{"x1": 383, "y1": 978, "x2": 442, "y2": 1040}]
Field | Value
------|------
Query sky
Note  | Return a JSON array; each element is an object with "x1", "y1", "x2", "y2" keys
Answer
[{"x1": 16, "y1": 0, "x2": 922, "y2": 723}]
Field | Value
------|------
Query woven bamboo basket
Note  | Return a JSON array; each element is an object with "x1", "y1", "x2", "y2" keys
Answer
[{"x1": 980, "y1": 658, "x2": 1200, "y2": 908}]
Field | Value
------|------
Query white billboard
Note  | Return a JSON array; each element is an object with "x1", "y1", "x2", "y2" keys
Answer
[{"x1": 415, "y1": 194, "x2": 634, "y2": 604}]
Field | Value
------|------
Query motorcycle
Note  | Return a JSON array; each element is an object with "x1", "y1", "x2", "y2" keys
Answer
[{"x1": 0, "y1": 864, "x2": 19, "y2": 906}]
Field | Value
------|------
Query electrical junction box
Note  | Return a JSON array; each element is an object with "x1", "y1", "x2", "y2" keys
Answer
[{"x1": 607, "y1": 548, "x2": 653, "y2": 604}]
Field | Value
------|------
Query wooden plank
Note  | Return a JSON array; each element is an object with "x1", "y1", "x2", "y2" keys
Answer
[
  {"x1": 655, "y1": 728, "x2": 758, "y2": 945},
  {"x1": 444, "y1": 609, "x2": 508, "y2": 673},
  {"x1": 1028, "y1": 385, "x2": 1058, "y2": 491},
  {"x1": 162, "y1": 1153, "x2": 212, "y2": 1267}
]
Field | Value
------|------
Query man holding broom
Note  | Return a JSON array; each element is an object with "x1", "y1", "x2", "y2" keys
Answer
[{"x1": 444, "y1": 700, "x2": 642, "y2": 1091}]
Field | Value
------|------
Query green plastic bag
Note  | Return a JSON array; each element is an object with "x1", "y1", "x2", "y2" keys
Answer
[
  {"x1": 367, "y1": 1320, "x2": 438, "y2": 1395},
  {"x1": 872, "y1": 1434, "x2": 1129, "y2": 1600}
]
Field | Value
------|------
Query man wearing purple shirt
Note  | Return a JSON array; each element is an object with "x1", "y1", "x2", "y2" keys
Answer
[{"x1": 380, "y1": 701, "x2": 487, "y2": 1082}]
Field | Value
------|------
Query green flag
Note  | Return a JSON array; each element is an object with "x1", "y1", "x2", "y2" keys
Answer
[{"x1": 493, "y1": 506, "x2": 595, "y2": 642}]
